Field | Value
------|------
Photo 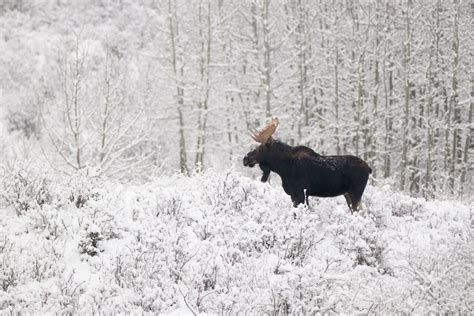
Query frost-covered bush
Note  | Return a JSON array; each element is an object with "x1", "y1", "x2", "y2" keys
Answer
[
  {"x1": 0, "y1": 167, "x2": 51, "y2": 215},
  {"x1": 0, "y1": 236, "x2": 17, "y2": 292},
  {"x1": 78, "y1": 224, "x2": 104, "y2": 257},
  {"x1": 62, "y1": 168, "x2": 105, "y2": 209},
  {"x1": 0, "y1": 169, "x2": 472, "y2": 314}
]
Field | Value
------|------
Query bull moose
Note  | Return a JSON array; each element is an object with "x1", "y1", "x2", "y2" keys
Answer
[{"x1": 243, "y1": 117, "x2": 372, "y2": 213}]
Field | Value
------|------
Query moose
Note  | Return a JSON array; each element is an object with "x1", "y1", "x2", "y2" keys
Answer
[{"x1": 243, "y1": 117, "x2": 372, "y2": 213}]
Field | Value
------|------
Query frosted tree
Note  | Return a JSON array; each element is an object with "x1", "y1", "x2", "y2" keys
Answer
[
  {"x1": 0, "y1": 0, "x2": 473, "y2": 198},
  {"x1": 41, "y1": 34, "x2": 90, "y2": 172},
  {"x1": 381, "y1": 1, "x2": 396, "y2": 179},
  {"x1": 94, "y1": 49, "x2": 151, "y2": 178},
  {"x1": 398, "y1": 0, "x2": 417, "y2": 192},
  {"x1": 167, "y1": 0, "x2": 188, "y2": 175},
  {"x1": 194, "y1": 0, "x2": 212, "y2": 168},
  {"x1": 40, "y1": 34, "x2": 149, "y2": 178},
  {"x1": 284, "y1": 0, "x2": 318, "y2": 146}
]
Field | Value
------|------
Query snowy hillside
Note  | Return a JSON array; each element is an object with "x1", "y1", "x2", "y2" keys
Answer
[{"x1": 0, "y1": 169, "x2": 472, "y2": 314}]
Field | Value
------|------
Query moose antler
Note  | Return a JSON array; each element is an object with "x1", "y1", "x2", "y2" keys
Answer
[{"x1": 251, "y1": 117, "x2": 279, "y2": 143}]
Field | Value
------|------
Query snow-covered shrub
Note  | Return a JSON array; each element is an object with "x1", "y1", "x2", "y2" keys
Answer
[
  {"x1": 106, "y1": 244, "x2": 178, "y2": 313},
  {"x1": 0, "y1": 169, "x2": 472, "y2": 314},
  {"x1": 78, "y1": 224, "x2": 104, "y2": 257},
  {"x1": 61, "y1": 168, "x2": 105, "y2": 209},
  {"x1": 27, "y1": 205, "x2": 66, "y2": 241},
  {"x1": 0, "y1": 167, "x2": 51, "y2": 215},
  {"x1": 0, "y1": 236, "x2": 17, "y2": 292}
]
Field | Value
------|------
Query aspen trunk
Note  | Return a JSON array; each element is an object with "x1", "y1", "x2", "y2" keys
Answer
[
  {"x1": 296, "y1": 0, "x2": 309, "y2": 144},
  {"x1": 382, "y1": 9, "x2": 394, "y2": 180},
  {"x1": 262, "y1": 0, "x2": 272, "y2": 117},
  {"x1": 334, "y1": 42, "x2": 340, "y2": 155},
  {"x1": 450, "y1": 1, "x2": 461, "y2": 192},
  {"x1": 371, "y1": 0, "x2": 380, "y2": 178},
  {"x1": 168, "y1": 0, "x2": 188, "y2": 175},
  {"x1": 195, "y1": 0, "x2": 212, "y2": 169},
  {"x1": 400, "y1": 1, "x2": 411, "y2": 192}
]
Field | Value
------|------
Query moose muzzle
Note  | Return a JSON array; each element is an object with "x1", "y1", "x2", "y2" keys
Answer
[{"x1": 243, "y1": 155, "x2": 256, "y2": 167}]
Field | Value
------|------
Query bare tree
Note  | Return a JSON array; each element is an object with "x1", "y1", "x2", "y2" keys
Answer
[
  {"x1": 195, "y1": 0, "x2": 212, "y2": 169},
  {"x1": 168, "y1": 0, "x2": 188, "y2": 175},
  {"x1": 40, "y1": 35, "x2": 149, "y2": 178},
  {"x1": 382, "y1": 1, "x2": 396, "y2": 179},
  {"x1": 399, "y1": 0, "x2": 412, "y2": 192},
  {"x1": 3, "y1": 0, "x2": 471, "y2": 198},
  {"x1": 449, "y1": 0, "x2": 461, "y2": 193},
  {"x1": 41, "y1": 33, "x2": 89, "y2": 172}
]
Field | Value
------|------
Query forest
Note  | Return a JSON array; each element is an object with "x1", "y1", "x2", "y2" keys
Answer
[
  {"x1": 0, "y1": 1, "x2": 473, "y2": 314},
  {"x1": 0, "y1": 0, "x2": 472, "y2": 199}
]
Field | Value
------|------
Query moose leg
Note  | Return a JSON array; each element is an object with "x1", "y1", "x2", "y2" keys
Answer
[
  {"x1": 346, "y1": 191, "x2": 364, "y2": 213},
  {"x1": 350, "y1": 198, "x2": 360, "y2": 213},
  {"x1": 291, "y1": 192, "x2": 305, "y2": 208},
  {"x1": 290, "y1": 192, "x2": 306, "y2": 219},
  {"x1": 291, "y1": 195, "x2": 300, "y2": 207},
  {"x1": 302, "y1": 189, "x2": 310, "y2": 206},
  {"x1": 260, "y1": 165, "x2": 271, "y2": 182},
  {"x1": 344, "y1": 194, "x2": 353, "y2": 213},
  {"x1": 348, "y1": 173, "x2": 369, "y2": 213}
]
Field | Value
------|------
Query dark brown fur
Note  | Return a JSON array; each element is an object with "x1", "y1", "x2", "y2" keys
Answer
[{"x1": 243, "y1": 139, "x2": 372, "y2": 212}]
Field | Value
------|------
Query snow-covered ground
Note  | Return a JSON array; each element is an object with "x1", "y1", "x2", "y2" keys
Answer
[{"x1": 0, "y1": 168, "x2": 472, "y2": 314}]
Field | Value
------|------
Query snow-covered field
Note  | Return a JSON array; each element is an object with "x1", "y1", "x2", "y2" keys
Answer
[{"x1": 0, "y1": 168, "x2": 472, "y2": 314}]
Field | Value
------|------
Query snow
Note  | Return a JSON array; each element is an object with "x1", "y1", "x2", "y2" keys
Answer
[
  {"x1": 0, "y1": 168, "x2": 472, "y2": 314},
  {"x1": 0, "y1": 1, "x2": 472, "y2": 313}
]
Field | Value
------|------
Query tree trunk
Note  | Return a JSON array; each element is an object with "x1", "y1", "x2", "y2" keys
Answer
[
  {"x1": 400, "y1": 1, "x2": 411, "y2": 192},
  {"x1": 450, "y1": 1, "x2": 461, "y2": 193},
  {"x1": 262, "y1": 0, "x2": 272, "y2": 117},
  {"x1": 168, "y1": 0, "x2": 188, "y2": 175},
  {"x1": 195, "y1": 0, "x2": 212, "y2": 169}
]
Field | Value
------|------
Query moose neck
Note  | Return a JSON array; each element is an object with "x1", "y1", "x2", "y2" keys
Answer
[{"x1": 263, "y1": 141, "x2": 293, "y2": 179}]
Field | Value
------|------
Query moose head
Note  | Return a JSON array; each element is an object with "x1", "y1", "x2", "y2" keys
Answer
[{"x1": 243, "y1": 117, "x2": 279, "y2": 168}]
